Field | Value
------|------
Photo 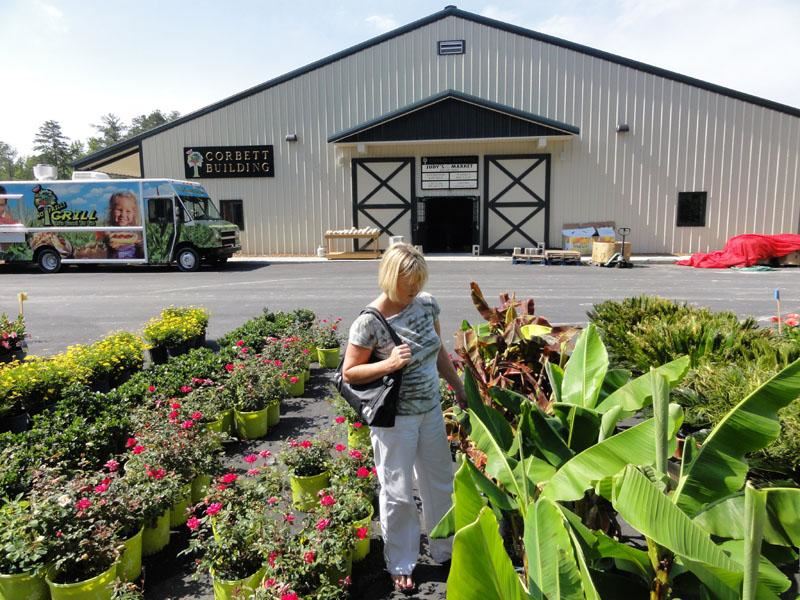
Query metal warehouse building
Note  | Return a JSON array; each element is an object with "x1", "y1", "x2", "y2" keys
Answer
[{"x1": 75, "y1": 5, "x2": 800, "y2": 256}]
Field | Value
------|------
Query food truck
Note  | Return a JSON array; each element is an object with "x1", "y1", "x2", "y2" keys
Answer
[{"x1": 0, "y1": 173, "x2": 240, "y2": 272}]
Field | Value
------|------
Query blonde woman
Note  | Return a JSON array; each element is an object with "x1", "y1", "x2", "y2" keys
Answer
[{"x1": 343, "y1": 243, "x2": 466, "y2": 592}]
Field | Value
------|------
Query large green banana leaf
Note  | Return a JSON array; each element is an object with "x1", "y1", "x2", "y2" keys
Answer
[
  {"x1": 541, "y1": 404, "x2": 683, "y2": 501},
  {"x1": 718, "y1": 539, "x2": 789, "y2": 597},
  {"x1": 673, "y1": 358, "x2": 800, "y2": 517},
  {"x1": 609, "y1": 465, "x2": 746, "y2": 599},
  {"x1": 525, "y1": 402, "x2": 574, "y2": 468},
  {"x1": 447, "y1": 506, "x2": 527, "y2": 600},
  {"x1": 469, "y1": 407, "x2": 524, "y2": 512},
  {"x1": 524, "y1": 497, "x2": 593, "y2": 600},
  {"x1": 559, "y1": 503, "x2": 652, "y2": 583},
  {"x1": 430, "y1": 456, "x2": 487, "y2": 539},
  {"x1": 550, "y1": 403, "x2": 602, "y2": 453},
  {"x1": 594, "y1": 356, "x2": 690, "y2": 414},
  {"x1": 694, "y1": 488, "x2": 800, "y2": 548},
  {"x1": 561, "y1": 323, "x2": 608, "y2": 409},
  {"x1": 465, "y1": 370, "x2": 514, "y2": 450}
]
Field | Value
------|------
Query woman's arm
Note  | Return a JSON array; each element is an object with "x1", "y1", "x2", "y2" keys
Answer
[
  {"x1": 434, "y1": 320, "x2": 466, "y2": 406},
  {"x1": 342, "y1": 341, "x2": 411, "y2": 385}
]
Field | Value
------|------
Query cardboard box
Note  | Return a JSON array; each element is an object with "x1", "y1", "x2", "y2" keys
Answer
[{"x1": 561, "y1": 221, "x2": 616, "y2": 255}]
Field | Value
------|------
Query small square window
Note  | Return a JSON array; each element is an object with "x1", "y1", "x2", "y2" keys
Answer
[
  {"x1": 676, "y1": 192, "x2": 707, "y2": 227},
  {"x1": 220, "y1": 199, "x2": 244, "y2": 231}
]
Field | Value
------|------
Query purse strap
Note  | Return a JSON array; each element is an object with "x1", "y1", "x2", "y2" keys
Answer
[{"x1": 362, "y1": 306, "x2": 403, "y2": 347}]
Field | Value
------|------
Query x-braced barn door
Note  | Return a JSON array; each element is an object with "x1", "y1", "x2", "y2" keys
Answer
[
  {"x1": 483, "y1": 154, "x2": 550, "y2": 253},
  {"x1": 352, "y1": 158, "x2": 415, "y2": 248}
]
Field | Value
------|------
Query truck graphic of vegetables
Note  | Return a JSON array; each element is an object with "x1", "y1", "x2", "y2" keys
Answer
[{"x1": 186, "y1": 150, "x2": 204, "y2": 177}]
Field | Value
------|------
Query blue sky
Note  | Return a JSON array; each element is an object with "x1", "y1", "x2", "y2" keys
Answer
[{"x1": 2, "y1": 0, "x2": 798, "y2": 156}]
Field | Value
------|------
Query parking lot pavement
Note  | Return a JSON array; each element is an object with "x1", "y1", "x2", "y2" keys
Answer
[{"x1": 1, "y1": 259, "x2": 798, "y2": 356}]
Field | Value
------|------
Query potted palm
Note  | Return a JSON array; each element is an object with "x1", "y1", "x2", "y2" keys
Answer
[
  {"x1": 0, "y1": 496, "x2": 49, "y2": 600},
  {"x1": 279, "y1": 437, "x2": 333, "y2": 510}
]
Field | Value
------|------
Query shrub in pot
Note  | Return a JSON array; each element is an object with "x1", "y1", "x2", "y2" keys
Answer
[
  {"x1": 0, "y1": 495, "x2": 49, "y2": 600},
  {"x1": 279, "y1": 437, "x2": 333, "y2": 510},
  {"x1": 312, "y1": 485, "x2": 374, "y2": 563},
  {"x1": 313, "y1": 318, "x2": 343, "y2": 367},
  {"x1": 229, "y1": 357, "x2": 286, "y2": 439},
  {"x1": 0, "y1": 312, "x2": 26, "y2": 364},
  {"x1": 182, "y1": 464, "x2": 288, "y2": 597},
  {"x1": 29, "y1": 468, "x2": 121, "y2": 593}
]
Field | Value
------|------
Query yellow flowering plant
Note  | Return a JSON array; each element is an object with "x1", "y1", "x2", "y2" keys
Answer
[{"x1": 143, "y1": 306, "x2": 209, "y2": 348}]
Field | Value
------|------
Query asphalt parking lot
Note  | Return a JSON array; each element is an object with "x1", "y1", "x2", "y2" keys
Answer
[{"x1": 1, "y1": 258, "x2": 799, "y2": 356}]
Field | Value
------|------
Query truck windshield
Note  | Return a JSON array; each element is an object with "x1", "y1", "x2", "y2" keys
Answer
[{"x1": 179, "y1": 196, "x2": 223, "y2": 221}]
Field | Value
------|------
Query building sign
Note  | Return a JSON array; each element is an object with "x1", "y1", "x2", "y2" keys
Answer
[
  {"x1": 183, "y1": 145, "x2": 274, "y2": 179},
  {"x1": 421, "y1": 156, "x2": 478, "y2": 189}
]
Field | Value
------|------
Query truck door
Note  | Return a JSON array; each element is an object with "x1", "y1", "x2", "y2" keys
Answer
[{"x1": 146, "y1": 197, "x2": 176, "y2": 264}]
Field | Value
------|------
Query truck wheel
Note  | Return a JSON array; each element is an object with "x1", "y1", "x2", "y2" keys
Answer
[
  {"x1": 176, "y1": 247, "x2": 200, "y2": 272},
  {"x1": 37, "y1": 248, "x2": 62, "y2": 274}
]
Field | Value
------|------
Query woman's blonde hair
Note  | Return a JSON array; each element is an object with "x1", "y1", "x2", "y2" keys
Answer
[{"x1": 378, "y1": 243, "x2": 428, "y2": 303}]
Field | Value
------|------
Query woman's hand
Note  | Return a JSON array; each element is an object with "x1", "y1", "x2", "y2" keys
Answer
[{"x1": 389, "y1": 343, "x2": 412, "y2": 370}]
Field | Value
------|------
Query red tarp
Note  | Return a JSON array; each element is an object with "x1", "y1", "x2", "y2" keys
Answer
[{"x1": 677, "y1": 234, "x2": 800, "y2": 268}]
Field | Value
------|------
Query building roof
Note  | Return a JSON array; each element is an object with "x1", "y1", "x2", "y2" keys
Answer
[
  {"x1": 75, "y1": 5, "x2": 800, "y2": 169},
  {"x1": 328, "y1": 90, "x2": 579, "y2": 143}
]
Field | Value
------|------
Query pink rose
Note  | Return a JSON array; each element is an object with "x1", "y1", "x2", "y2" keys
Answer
[
  {"x1": 75, "y1": 498, "x2": 91, "y2": 511},
  {"x1": 104, "y1": 459, "x2": 120, "y2": 472},
  {"x1": 356, "y1": 466, "x2": 370, "y2": 479},
  {"x1": 352, "y1": 421, "x2": 363, "y2": 429},
  {"x1": 187, "y1": 516, "x2": 200, "y2": 531},
  {"x1": 180, "y1": 420, "x2": 194, "y2": 429},
  {"x1": 148, "y1": 385, "x2": 156, "y2": 393},
  {"x1": 356, "y1": 527, "x2": 369, "y2": 540},
  {"x1": 335, "y1": 416, "x2": 346, "y2": 424},
  {"x1": 191, "y1": 411, "x2": 203, "y2": 421},
  {"x1": 243, "y1": 454, "x2": 258, "y2": 464},
  {"x1": 206, "y1": 502, "x2": 222, "y2": 516},
  {"x1": 132, "y1": 445, "x2": 145, "y2": 455},
  {"x1": 220, "y1": 473, "x2": 238, "y2": 484},
  {"x1": 304, "y1": 551, "x2": 316, "y2": 564},
  {"x1": 300, "y1": 440, "x2": 312, "y2": 449},
  {"x1": 320, "y1": 494, "x2": 335, "y2": 507},
  {"x1": 335, "y1": 444, "x2": 346, "y2": 452},
  {"x1": 315, "y1": 517, "x2": 331, "y2": 531},
  {"x1": 349, "y1": 450, "x2": 363, "y2": 460}
]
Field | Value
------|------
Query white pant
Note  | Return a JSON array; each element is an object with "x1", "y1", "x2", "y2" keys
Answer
[{"x1": 370, "y1": 407, "x2": 454, "y2": 575}]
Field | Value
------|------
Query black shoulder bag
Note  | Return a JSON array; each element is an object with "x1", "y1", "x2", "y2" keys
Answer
[{"x1": 334, "y1": 307, "x2": 403, "y2": 428}]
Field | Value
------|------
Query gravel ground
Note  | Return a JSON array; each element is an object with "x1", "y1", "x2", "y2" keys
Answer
[{"x1": 143, "y1": 368, "x2": 449, "y2": 600}]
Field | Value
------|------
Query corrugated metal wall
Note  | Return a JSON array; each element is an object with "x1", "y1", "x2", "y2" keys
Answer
[{"x1": 142, "y1": 15, "x2": 800, "y2": 255}]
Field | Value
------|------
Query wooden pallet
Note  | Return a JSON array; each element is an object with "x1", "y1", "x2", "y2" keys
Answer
[
  {"x1": 544, "y1": 250, "x2": 582, "y2": 265},
  {"x1": 511, "y1": 251, "x2": 545, "y2": 264},
  {"x1": 324, "y1": 232, "x2": 381, "y2": 260}
]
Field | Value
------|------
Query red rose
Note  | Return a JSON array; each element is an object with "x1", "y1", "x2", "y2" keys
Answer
[
  {"x1": 243, "y1": 454, "x2": 258, "y2": 464},
  {"x1": 206, "y1": 502, "x2": 222, "y2": 516},
  {"x1": 356, "y1": 527, "x2": 369, "y2": 540},
  {"x1": 320, "y1": 494, "x2": 335, "y2": 507},
  {"x1": 132, "y1": 445, "x2": 145, "y2": 455},
  {"x1": 304, "y1": 551, "x2": 316, "y2": 564},
  {"x1": 356, "y1": 466, "x2": 370, "y2": 479},
  {"x1": 125, "y1": 437, "x2": 137, "y2": 448},
  {"x1": 335, "y1": 416, "x2": 346, "y2": 424},
  {"x1": 352, "y1": 421, "x2": 363, "y2": 429},
  {"x1": 187, "y1": 516, "x2": 200, "y2": 531},
  {"x1": 221, "y1": 473, "x2": 237, "y2": 484},
  {"x1": 75, "y1": 497, "x2": 91, "y2": 511}
]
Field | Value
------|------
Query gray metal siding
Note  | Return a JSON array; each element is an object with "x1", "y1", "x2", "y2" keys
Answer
[{"x1": 142, "y1": 15, "x2": 800, "y2": 255}]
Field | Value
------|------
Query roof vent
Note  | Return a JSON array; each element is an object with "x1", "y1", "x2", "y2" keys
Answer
[
  {"x1": 438, "y1": 40, "x2": 465, "y2": 55},
  {"x1": 33, "y1": 164, "x2": 58, "y2": 181}
]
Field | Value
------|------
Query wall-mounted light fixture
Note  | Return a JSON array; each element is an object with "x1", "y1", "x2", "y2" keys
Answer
[
  {"x1": 356, "y1": 143, "x2": 367, "y2": 154},
  {"x1": 285, "y1": 133, "x2": 298, "y2": 142},
  {"x1": 537, "y1": 137, "x2": 547, "y2": 149},
  {"x1": 616, "y1": 124, "x2": 630, "y2": 133}
]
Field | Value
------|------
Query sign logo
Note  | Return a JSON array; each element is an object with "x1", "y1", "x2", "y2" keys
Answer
[
  {"x1": 182, "y1": 145, "x2": 275, "y2": 179},
  {"x1": 33, "y1": 185, "x2": 97, "y2": 226},
  {"x1": 185, "y1": 150, "x2": 204, "y2": 178}
]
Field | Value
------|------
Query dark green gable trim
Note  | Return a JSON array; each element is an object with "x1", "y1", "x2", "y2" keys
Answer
[
  {"x1": 328, "y1": 90, "x2": 579, "y2": 143},
  {"x1": 75, "y1": 6, "x2": 799, "y2": 168}
]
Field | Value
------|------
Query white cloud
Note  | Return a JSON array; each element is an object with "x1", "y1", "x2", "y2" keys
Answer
[
  {"x1": 34, "y1": 0, "x2": 67, "y2": 32},
  {"x1": 365, "y1": 15, "x2": 398, "y2": 33}
]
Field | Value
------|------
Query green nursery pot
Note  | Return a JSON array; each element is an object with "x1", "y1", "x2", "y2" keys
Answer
[
  {"x1": 142, "y1": 509, "x2": 170, "y2": 556},
  {"x1": 266, "y1": 400, "x2": 280, "y2": 429},
  {"x1": 351, "y1": 505, "x2": 375, "y2": 562},
  {"x1": 118, "y1": 527, "x2": 143, "y2": 582},
  {"x1": 205, "y1": 413, "x2": 227, "y2": 434},
  {"x1": 210, "y1": 564, "x2": 267, "y2": 600},
  {"x1": 220, "y1": 408, "x2": 234, "y2": 435},
  {"x1": 191, "y1": 473, "x2": 212, "y2": 503},
  {"x1": 46, "y1": 561, "x2": 117, "y2": 600},
  {"x1": 347, "y1": 423, "x2": 371, "y2": 449},
  {"x1": 170, "y1": 484, "x2": 193, "y2": 527},
  {"x1": 0, "y1": 569, "x2": 49, "y2": 600},
  {"x1": 287, "y1": 375, "x2": 304, "y2": 397},
  {"x1": 316, "y1": 347, "x2": 340, "y2": 368},
  {"x1": 289, "y1": 470, "x2": 331, "y2": 510},
  {"x1": 235, "y1": 407, "x2": 270, "y2": 440}
]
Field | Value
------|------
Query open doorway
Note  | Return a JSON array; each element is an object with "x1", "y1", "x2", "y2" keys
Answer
[{"x1": 417, "y1": 196, "x2": 477, "y2": 252}]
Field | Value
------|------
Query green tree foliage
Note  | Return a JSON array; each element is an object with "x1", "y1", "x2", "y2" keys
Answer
[
  {"x1": 127, "y1": 109, "x2": 180, "y2": 138},
  {"x1": 32, "y1": 120, "x2": 83, "y2": 179},
  {"x1": 86, "y1": 113, "x2": 127, "y2": 153}
]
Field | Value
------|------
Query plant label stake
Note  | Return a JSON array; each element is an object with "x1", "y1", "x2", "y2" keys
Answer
[
  {"x1": 17, "y1": 291, "x2": 27, "y2": 317},
  {"x1": 775, "y1": 288, "x2": 782, "y2": 335}
]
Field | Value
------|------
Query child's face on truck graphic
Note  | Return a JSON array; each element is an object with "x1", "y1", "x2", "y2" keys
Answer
[{"x1": 109, "y1": 192, "x2": 138, "y2": 226}]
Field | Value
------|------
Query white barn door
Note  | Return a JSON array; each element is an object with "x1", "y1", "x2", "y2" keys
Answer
[{"x1": 352, "y1": 158, "x2": 415, "y2": 249}]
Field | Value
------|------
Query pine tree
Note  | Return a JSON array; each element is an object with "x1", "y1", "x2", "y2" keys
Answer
[
  {"x1": 32, "y1": 120, "x2": 73, "y2": 178},
  {"x1": 87, "y1": 113, "x2": 127, "y2": 152}
]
